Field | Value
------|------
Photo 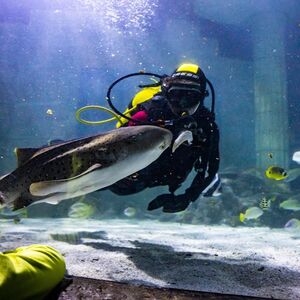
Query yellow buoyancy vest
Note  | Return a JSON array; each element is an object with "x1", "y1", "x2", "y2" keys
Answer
[{"x1": 116, "y1": 85, "x2": 161, "y2": 128}]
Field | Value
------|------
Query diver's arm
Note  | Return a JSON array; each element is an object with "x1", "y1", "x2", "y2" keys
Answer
[
  {"x1": 148, "y1": 122, "x2": 220, "y2": 213},
  {"x1": 185, "y1": 122, "x2": 220, "y2": 201}
]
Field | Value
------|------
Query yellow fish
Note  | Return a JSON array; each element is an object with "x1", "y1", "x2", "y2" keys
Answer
[
  {"x1": 265, "y1": 166, "x2": 287, "y2": 181},
  {"x1": 240, "y1": 207, "x2": 263, "y2": 223}
]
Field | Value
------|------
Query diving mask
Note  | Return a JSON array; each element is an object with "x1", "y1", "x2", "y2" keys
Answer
[{"x1": 166, "y1": 84, "x2": 203, "y2": 115}]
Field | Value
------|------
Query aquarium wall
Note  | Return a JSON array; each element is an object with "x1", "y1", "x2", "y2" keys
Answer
[
  {"x1": 1, "y1": 1, "x2": 299, "y2": 176},
  {"x1": 1, "y1": 1, "x2": 300, "y2": 299},
  {"x1": 0, "y1": 1, "x2": 300, "y2": 216}
]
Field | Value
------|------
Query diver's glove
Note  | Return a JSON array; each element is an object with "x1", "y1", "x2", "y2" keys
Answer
[{"x1": 147, "y1": 193, "x2": 191, "y2": 213}]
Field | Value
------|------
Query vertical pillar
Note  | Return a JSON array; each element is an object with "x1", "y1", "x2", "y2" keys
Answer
[{"x1": 252, "y1": 12, "x2": 289, "y2": 170}]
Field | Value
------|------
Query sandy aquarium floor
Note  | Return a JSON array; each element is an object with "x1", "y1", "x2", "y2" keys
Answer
[{"x1": 1, "y1": 218, "x2": 300, "y2": 299}]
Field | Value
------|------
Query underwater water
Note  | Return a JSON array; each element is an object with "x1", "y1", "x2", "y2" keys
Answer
[{"x1": 1, "y1": 0, "x2": 300, "y2": 298}]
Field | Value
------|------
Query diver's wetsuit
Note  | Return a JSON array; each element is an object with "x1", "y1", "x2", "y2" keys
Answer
[{"x1": 108, "y1": 93, "x2": 220, "y2": 210}]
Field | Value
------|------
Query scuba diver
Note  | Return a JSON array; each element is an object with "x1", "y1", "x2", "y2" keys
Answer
[{"x1": 106, "y1": 63, "x2": 221, "y2": 213}]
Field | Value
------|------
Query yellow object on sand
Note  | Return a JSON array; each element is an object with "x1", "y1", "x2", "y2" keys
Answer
[{"x1": 0, "y1": 244, "x2": 66, "y2": 300}]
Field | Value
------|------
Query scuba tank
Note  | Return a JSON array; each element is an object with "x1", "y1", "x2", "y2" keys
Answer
[{"x1": 115, "y1": 83, "x2": 162, "y2": 128}]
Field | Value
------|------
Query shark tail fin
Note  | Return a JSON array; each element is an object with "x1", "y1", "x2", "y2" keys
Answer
[
  {"x1": 0, "y1": 191, "x2": 11, "y2": 209},
  {"x1": 0, "y1": 192, "x2": 33, "y2": 211},
  {"x1": 0, "y1": 177, "x2": 16, "y2": 209}
]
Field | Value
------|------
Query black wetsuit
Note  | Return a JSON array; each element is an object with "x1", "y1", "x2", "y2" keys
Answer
[{"x1": 108, "y1": 93, "x2": 220, "y2": 211}]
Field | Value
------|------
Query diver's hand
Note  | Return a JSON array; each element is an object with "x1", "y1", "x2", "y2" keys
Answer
[{"x1": 147, "y1": 193, "x2": 191, "y2": 213}]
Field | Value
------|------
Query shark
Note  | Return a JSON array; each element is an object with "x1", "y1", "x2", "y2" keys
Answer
[{"x1": 0, "y1": 125, "x2": 172, "y2": 210}]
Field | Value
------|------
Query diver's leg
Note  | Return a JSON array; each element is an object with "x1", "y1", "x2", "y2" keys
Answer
[{"x1": 106, "y1": 176, "x2": 146, "y2": 195}]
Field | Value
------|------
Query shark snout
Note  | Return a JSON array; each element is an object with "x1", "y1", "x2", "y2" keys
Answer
[{"x1": 135, "y1": 125, "x2": 172, "y2": 153}]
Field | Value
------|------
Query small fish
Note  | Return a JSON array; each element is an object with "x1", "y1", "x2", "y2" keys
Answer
[
  {"x1": 240, "y1": 206, "x2": 263, "y2": 223},
  {"x1": 279, "y1": 199, "x2": 300, "y2": 211},
  {"x1": 265, "y1": 166, "x2": 287, "y2": 181},
  {"x1": 46, "y1": 109, "x2": 53, "y2": 115},
  {"x1": 208, "y1": 199, "x2": 218, "y2": 207},
  {"x1": 68, "y1": 202, "x2": 95, "y2": 219},
  {"x1": 283, "y1": 168, "x2": 300, "y2": 183},
  {"x1": 268, "y1": 153, "x2": 273, "y2": 159},
  {"x1": 172, "y1": 130, "x2": 193, "y2": 152},
  {"x1": 259, "y1": 197, "x2": 272, "y2": 210},
  {"x1": 284, "y1": 218, "x2": 300, "y2": 229},
  {"x1": 123, "y1": 207, "x2": 137, "y2": 217},
  {"x1": 292, "y1": 151, "x2": 300, "y2": 164}
]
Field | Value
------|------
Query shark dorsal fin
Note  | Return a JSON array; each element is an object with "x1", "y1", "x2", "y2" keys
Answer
[{"x1": 14, "y1": 147, "x2": 41, "y2": 167}]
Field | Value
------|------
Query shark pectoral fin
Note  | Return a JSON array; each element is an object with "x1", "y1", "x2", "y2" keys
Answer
[
  {"x1": 172, "y1": 130, "x2": 193, "y2": 153},
  {"x1": 30, "y1": 196, "x2": 62, "y2": 206},
  {"x1": 29, "y1": 163, "x2": 103, "y2": 196}
]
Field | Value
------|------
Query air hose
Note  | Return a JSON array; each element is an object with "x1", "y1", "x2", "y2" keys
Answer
[{"x1": 75, "y1": 71, "x2": 163, "y2": 126}]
